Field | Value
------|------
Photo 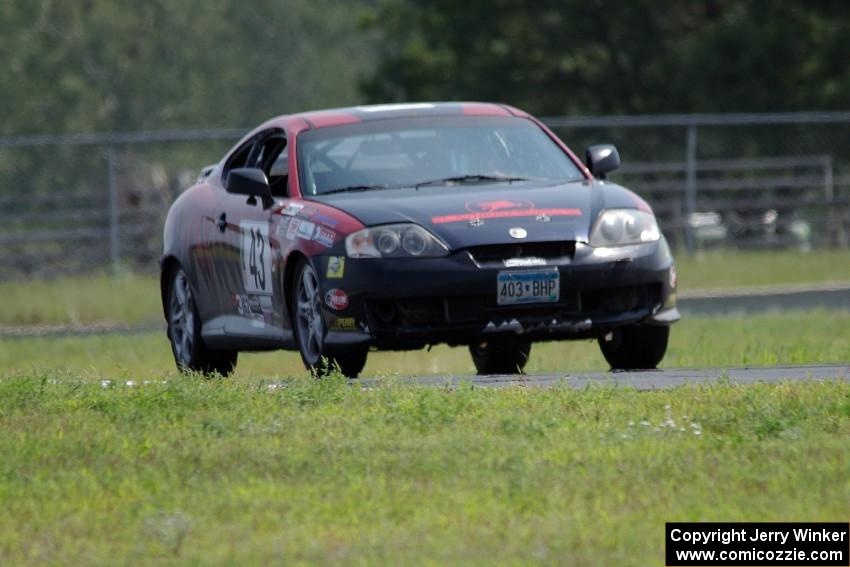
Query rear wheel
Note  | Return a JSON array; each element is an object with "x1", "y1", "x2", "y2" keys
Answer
[
  {"x1": 292, "y1": 258, "x2": 368, "y2": 378},
  {"x1": 598, "y1": 324, "x2": 669, "y2": 370},
  {"x1": 167, "y1": 267, "x2": 237, "y2": 376},
  {"x1": 469, "y1": 338, "x2": 531, "y2": 375}
]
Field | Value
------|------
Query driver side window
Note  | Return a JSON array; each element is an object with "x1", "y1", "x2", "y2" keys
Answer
[
  {"x1": 250, "y1": 134, "x2": 288, "y2": 197},
  {"x1": 222, "y1": 130, "x2": 288, "y2": 197},
  {"x1": 267, "y1": 149, "x2": 289, "y2": 197},
  {"x1": 223, "y1": 138, "x2": 256, "y2": 179}
]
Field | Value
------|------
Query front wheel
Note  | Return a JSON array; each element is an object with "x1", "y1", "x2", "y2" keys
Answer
[
  {"x1": 167, "y1": 266, "x2": 237, "y2": 376},
  {"x1": 598, "y1": 325, "x2": 669, "y2": 370},
  {"x1": 291, "y1": 258, "x2": 368, "y2": 378},
  {"x1": 469, "y1": 338, "x2": 531, "y2": 375}
]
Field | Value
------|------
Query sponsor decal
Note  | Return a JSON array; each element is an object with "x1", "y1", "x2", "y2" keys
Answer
[
  {"x1": 466, "y1": 199, "x2": 534, "y2": 213},
  {"x1": 536, "y1": 214, "x2": 551, "y2": 223},
  {"x1": 468, "y1": 218, "x2": 484, "y2": 228},
  {"x1": 326, "y1": 256, "x2": 345, "y2": 278},
  {"x1": 296, "y1": 220, "x2": 316, "y2": 240},
  {"x1": 285, "y1": 218, "x2": 301, "y2": 241},
  {"x1": 315, "y1": 226, "x2": 335, "y2": 248},
  {"x1": 504, "y1": 257, "x2": 547, "y2": 267},
  {"x1": 281, "y1": 202, "x2": 304, "y2": 216},
  {"x1": 275, "y1": 217, "x2": 290, "y2": 237},
  {"x1": 330, "y1": 317, "x2": 356, "y2": 330},
  {"x1": 432, "y1": 208, "x2": 582, "y2": 224},
  {"x1": 232, "y1": 293, "x2": 246, "y2": 315},
  {"x1": 259, "y1": 295, "x2": 273, "y2": 316},
  {"x1": 232, "y1": 293, "x2": 268, "y2": 323},
  {"x1": 509, "y1": 227, "x2": 527, "y2": 239},
  {"x1": 299, "y1": 206, "x2": 319, "y2": 218},
  {"x1": 313, "y1": 213, "x2": 339, "y2": 228},
  {"x1": 324, "y1": 288, "x2": 349, "y2": 311}
]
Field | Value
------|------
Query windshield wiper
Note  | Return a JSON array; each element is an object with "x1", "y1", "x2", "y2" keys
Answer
[
  {"x1": 414, "y1": 174, "x2": 532, "y2": 188},
  {"x1": 321, "y1": 184, "x2": 391, "y2": 195}
]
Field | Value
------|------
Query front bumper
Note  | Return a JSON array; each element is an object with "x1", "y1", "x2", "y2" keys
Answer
[{"x1": 318, "y1": 240, "x2": 679, "y2": 349}]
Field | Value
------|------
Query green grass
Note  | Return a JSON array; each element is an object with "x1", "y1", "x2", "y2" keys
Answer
[
  {"x1": 3, "y1": 257, "x2": 849, "y2": 565},
  {"x1": 2, "y1": 311, "x2": 848, "y2": 378},
  {"x1": 0, "y1": 272, "x2": 161, "y2": 326},
  {"x1": 3, "y1": 250, "x2": 850, "y2": 327},
  {"x1": 675, "y1": 249, "x2": 850, "y2": 290},
  {"x1": 0, "y1": 374, "x2": 847, "y2": 566}
]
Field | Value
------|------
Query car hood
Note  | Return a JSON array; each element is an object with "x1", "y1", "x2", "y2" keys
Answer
[{"x1": 310, "y1": 179, "x2": 646, "y2": 250}]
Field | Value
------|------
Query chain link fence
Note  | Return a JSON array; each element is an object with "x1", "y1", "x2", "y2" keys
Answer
[{"x1": 3, "y1": 113, "x2": 850, "y2": 280}]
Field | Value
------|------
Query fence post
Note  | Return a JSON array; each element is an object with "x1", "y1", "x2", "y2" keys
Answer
[
  {"x1": 822, "y1": 155, "x2": 844, "y2": 247},
  {"x1": 684, "y1": 124, "x2": 698, "y2": 253},
  {"x1": 106, "y1": 146, "x2": 120, "y2": 277}
]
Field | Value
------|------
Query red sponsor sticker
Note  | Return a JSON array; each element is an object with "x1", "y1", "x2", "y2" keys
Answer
[
  {"x1": 315, "y1": 226, "x2": 335, "y2": 248},
  {"x1": 465, "y1": 199, "x2": 534, "y2": 213},
  {"x1": 324, "y1": 288, "x2": 349, "y2": 310},
  {"x1": 432, "y1": 208, "x2": 582, "y2": 224}
]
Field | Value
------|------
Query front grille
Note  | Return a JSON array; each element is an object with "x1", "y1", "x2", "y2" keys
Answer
[{"x1": 467, "y1": 241, "x2": 576, "y2": 266}]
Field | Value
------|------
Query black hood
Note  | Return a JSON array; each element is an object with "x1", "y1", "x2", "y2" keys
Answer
[{"x1": 311, "y1": 179, "x2": 647, "y2": 250}]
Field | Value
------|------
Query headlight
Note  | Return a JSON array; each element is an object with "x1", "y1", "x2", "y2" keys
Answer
[
  {"x1": 589, "y1": 209, "x2": 660, "y2": 247},
  {"x1": 345, "y1": 224, "x2": 449, "y2": 258}
]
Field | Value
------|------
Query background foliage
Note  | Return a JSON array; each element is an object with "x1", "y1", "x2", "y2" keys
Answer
[
  {"x1": 362, "y1": 0, "x2": 850, "y2": 115},
  {"x1": 3, "y1": 0, "x2": 850, "y2": 139},
  {"x1": 0, "y1": 0, "x2": 375, "y2": 137}
]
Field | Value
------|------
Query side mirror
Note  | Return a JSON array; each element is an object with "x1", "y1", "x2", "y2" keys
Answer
[
  {"x1": 225, "y1": 167, "x2": 273, "y2": 208},
  {"x1": 585, "y1": 145, "x2": 621, "y2": 179}
]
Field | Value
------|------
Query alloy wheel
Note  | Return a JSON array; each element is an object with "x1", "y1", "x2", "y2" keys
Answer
[
  {"x1": 296, "y1": 264, "x2": 324, "y2": 364},
  {"x1": 169, "y1": 270, "x2": 195, "y2": 367}
]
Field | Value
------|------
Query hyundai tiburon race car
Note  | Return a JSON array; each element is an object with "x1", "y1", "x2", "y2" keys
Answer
[{"x1": 161, "y1": 102, "x2": 679, "y2": 377}]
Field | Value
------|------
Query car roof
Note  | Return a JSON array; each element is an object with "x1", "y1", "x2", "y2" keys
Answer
[{"x1": 256, "y1": 102, "x2": 532, "y2": 133}]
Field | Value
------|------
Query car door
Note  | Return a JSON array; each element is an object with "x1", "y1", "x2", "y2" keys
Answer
[{"x1": 212, "y1": 130, "x2": 291, "y2": 347}]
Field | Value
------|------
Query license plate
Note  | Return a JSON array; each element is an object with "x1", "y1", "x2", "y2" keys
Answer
[{"x1": 497, "y1": 269, "x2": 559, "y2": 305}]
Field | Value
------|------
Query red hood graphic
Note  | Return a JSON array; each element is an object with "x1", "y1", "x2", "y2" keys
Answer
[{"x1": 465, "y1": 199, "x2": 533, "y2": 213}]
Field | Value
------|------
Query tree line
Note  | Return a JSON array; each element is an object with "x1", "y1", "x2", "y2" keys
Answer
[{"x1": 3, "y1": 0, "x2": 849, "y2": 139}]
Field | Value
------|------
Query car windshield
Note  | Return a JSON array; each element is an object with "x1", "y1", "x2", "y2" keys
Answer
[{"x1": 296, "y1": 116, "x2": 584, "y2": 196}]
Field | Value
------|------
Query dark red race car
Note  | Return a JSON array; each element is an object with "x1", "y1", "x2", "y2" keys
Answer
[{"x1": 161, "y1": 102, "x2": 679, "y2": 377}]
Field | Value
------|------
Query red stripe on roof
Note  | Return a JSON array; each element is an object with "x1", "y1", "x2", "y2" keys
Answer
[
  {"x1": 304, "y1": 112, "x2": 361, "y2": 128},
  {"x1": 462, "y1": 103, "x2": 511, "y2": 116}
]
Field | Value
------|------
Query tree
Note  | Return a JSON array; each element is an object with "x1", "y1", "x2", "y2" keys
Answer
[
  {"x1": 0, "y1": 0, "x2": 376, "y2": 137},
  {"x1": 361, "y1": 0, "x2": 850, "y2": 116}
]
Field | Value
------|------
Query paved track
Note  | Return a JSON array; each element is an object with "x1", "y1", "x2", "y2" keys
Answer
[{"x1": 403, "y1": 364, "x2": 850, "y2": 389}]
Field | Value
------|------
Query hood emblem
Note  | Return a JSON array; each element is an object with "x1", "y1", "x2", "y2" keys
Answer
[
  {"x1": 468, "y1": 217, "x2": 484, "y2": 228},
  {"x1": 509, "y1": 227, "x2": 527, "y2": 239},
  {"x1": 536, "y1": 214, "x2": 551, "y2": 223}
]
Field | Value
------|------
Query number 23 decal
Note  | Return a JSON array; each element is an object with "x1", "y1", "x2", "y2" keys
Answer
[{"x1": 240, "y1": 221, "x2": 273, "y2": 295}]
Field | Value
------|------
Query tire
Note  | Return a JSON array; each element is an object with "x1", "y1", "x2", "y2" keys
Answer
[
  {"x1": 469, "y1": 338, "x2": 531, "y2": 375},
  {"x1": 167, "y1": 266, "x2": 237, "y2": 376},
  {"x1": 328, "y1": 346, "x2": 369, "y2": 378},
  {"x1": 598, "y1": 324, "x2": 669, "y2": 370},
  {"x1": 291, "y1": 258, "x2": 368, "y2": 378}
]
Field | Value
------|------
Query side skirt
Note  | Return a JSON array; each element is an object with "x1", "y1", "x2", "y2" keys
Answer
[{"x1": 202, "y1": 316, "x2": 295, "y2": 351}]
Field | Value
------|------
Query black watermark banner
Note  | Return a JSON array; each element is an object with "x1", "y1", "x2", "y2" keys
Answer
[{"x1": 666, "y1": 523, "x2": 849, "y2": 566}]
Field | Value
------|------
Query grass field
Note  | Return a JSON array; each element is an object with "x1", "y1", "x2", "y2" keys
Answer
[
  {"x1": 1, "y1": 374, "x2": 848, "y2": 566},
  {"x1": 2, "y1": 311, "x2": 848, "y2": 378},
  {"x1": 3, "y1": 251, "x2": 849, "y2": 566},
  {"x1": 3, "y1": 249, "x2": 850, "y2": 327}
]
